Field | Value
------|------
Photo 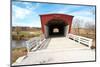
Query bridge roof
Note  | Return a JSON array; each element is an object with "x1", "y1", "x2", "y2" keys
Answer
[{"x1": 40, "y1": 13, "x2": 74, "y2": 17}]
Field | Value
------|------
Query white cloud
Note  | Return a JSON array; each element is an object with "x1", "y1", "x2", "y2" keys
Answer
[
  {"x1": 13, "y1": 20, "x2": 41, "y2": 27},
  {"x1": 69, "y1": 9, "x2": 95, "y2": 26},
  {"x1": 12, "y1": 2, "x2": 40, "y2": 19},
  {"x1": 22, "y1": 2, "x2": 40, "y2": 10},
  {"x1": 13, "y1": 5, "x2": 32, "y2": 19},
  {"x1": 12, "y1": 2, "x2": 41, "y2": 27},
  {"x1": 71, "y1": 10, "x2": 93, "y2": 16},
  {"x1": 48, "y1": 7, "x2": 69, "y2": 14},
  {"x1": 72, "y1": 16, "x2": 95, "y2": 28},
  {"x1": 56, "y1": 8, "x2": 68, "y2": 13},
  {"x1": 52, "y1": 6, "x2": 82, "y2": 14}
]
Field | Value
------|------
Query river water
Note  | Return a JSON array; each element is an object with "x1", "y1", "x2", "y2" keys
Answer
[
  {"x1": 11, "y1": 37, "x2": 40, "y2": 49},
  {"x1": 12, "y1": 40, "x2": 26, "y2": 49}
]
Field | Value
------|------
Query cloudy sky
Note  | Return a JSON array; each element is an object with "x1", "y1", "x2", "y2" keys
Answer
[{"x1": 12, "y1": 1, "x2": 96, "y2": 27}]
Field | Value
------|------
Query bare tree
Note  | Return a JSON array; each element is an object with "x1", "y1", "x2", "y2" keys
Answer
[
  {"x1": 90, "y1": 24, "x2": 95, "y2": 32},
  {"x1": 14, "y1": 26, "x2": 21, "y2": 40},
  {"x1": 72, "y1": 19, "x2": 82, "y2": 35},
  {"x1": 90, "y1": 9, "x2": 95, "y2": 15},
  {"x1": 85, "y1": 22, "x2": 95, "y2": 34}
]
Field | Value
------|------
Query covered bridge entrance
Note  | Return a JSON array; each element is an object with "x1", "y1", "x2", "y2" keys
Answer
[
  {"x1": 40, "y1": 14, "x2": 74, "y2": 38},
  {"x1": 13, "y1": 14, "x2": 95, "y2": 66}
]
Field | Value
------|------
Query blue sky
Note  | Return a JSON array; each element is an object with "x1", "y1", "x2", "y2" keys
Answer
[{"x1": 12, "y1": 1, "x2": 95, "y2": 27}]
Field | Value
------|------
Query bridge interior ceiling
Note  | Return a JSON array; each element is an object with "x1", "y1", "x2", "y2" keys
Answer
[{"x1": 46, "y1": 19, "x2": 68, "y2": 37}]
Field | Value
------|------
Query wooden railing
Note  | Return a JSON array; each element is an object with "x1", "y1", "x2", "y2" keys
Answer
[
  {"x1": 12, "y1": 35, "x2": 46, "y2": 64},
  {"x1": 67, "y1": 34, "x2": 93, "y2": 48},
  {"x1": 26, "y1": 34, "x2": 46, "y2": 53}
]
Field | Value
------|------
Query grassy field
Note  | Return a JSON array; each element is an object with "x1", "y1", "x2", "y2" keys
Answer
[
  {"x1": 12, "y1": 27, "x2": 42, "y2": 63},
  {"x1": 11, "y1": 31, "x2": 41, "y2": 63},
  {"x1": 12, "y1": 30, "x2": 42, "y2": 40},
  {"x1": 12, "y1": 47, "x2": 27, "y2": 63},
  {"x1": 71, "y1": 28, "x2": 96, "y2": 48},
  {"x1": 12, "y1": 27, "x2": 42, "y2": 40}
]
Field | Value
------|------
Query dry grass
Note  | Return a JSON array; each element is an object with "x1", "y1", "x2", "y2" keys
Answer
[
  {"x1": 12, "y1": 47, "x2": 27, "y2": 63},
  {"x1": 71, "y1": 28, "x2": 96, "y2": 49},
  {"x1": 12, "y1": 30, "x2": 42, "y2": 40}
]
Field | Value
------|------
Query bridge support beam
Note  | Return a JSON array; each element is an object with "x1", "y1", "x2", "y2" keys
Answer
[
  {"x1": 44, "y1": 25, "x2": 49, "y2": 38},
  {"x1": 64, "y1": 25, "x2": 69, "y2": 37}
]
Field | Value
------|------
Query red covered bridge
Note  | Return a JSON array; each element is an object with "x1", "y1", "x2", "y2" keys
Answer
[
  {"x1": 12, "y1": 14, "x2": 94, "y2": 66},
  {"x1": 40, "y1": 14, "x2": 74, "y2": 38}
]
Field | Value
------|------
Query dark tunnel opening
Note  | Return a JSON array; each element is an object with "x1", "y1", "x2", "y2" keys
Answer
[{"x1": 46, "y1": 19, "x2": 68, "y2": 37}]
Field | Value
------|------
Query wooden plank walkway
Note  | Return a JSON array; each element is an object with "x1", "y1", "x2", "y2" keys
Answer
[{"x1": 13, "y1": 37, "x2": 95, "y2": 66}]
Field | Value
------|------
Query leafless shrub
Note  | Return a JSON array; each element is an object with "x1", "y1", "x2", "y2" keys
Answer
[{"x1": 72, "y1": 19, "x2": 83, "y2": 35}]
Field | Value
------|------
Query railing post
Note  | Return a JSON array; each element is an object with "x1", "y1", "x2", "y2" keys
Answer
[
  {"x1": 88, "y1": 39, "x2": 93, "y2": 48},
  {"x1": 78, "y1": 36, "x2": 80, "y2": 44},
  {"x1": 37, "y1": 40, "x2": 40, "y2": 46},
  {"x1": 66, "y1": 34, "x2": 69, "y2": 38},
  {"x1": 68, "y1": 33, "x2": 93, "y2": 48},
  {"x1": 26, "y1": 42, "x2": 30, "y2": 54}
]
